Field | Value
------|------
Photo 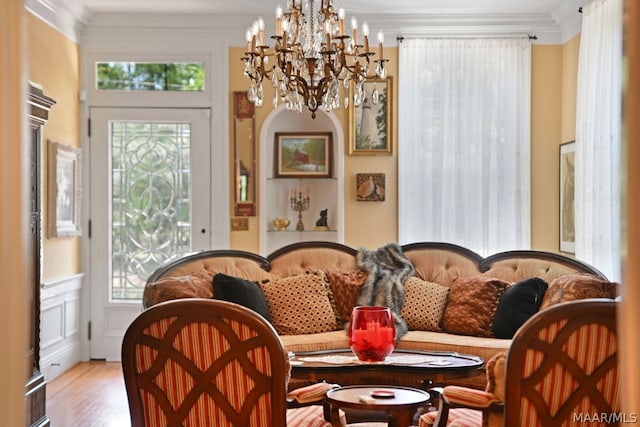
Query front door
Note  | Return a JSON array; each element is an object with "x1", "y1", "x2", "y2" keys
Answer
[{"x1": 88, "y1": 107, "x2": 211, "y2": 360}]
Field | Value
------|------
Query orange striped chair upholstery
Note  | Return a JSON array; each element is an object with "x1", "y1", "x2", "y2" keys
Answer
[
  {"x1": 421, "y1": 299, "x2": 620, "y2": 427},
  {"x1": 122, "y1": 298, "x2": 338, "y2": 427}
]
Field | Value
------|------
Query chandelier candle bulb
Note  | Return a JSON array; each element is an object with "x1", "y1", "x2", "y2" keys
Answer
[
  {"x1": 351, "y1": 17, "x2": 358, "y2": 44},
  {"x1": 378, "y1": 31, "x2": 384, "y2": 59},
  {"x1": 258, "y1": 17, "x2": 265, "y2": 45},
  {"x1": 338, "y1": 8, "x2": 345, "y2": 36},
  {"x1": 245, "y1": 29, "x2": 252, "y2": 52},
  {"x1": 275, "y1": 6, "x2": 283, "y2": 37},
  {"x1": 362, "y1": 22, "x2": 369, "y2": 53}
]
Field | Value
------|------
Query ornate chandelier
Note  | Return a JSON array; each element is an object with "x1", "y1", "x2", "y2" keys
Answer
[{"x1": 242, "y1": 0, "x2": 388, "y2": 118}]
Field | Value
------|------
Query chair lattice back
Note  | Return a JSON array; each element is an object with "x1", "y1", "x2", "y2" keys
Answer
[
  {"x1": 504, "y1": 299, "x2": 619, "y2": 427},
  {"x1": 122, "y1": 298, "x2": 288, "y2": 427}
]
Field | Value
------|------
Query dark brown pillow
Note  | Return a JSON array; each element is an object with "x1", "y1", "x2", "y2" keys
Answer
[
  {"x1": 142, "y1": 274, "x2": 213, "y2": 308},
  {"x1": 322, "y1": 269, "x2": 368, "y2": 323},
  {"x1": 539, "y1": 273, "x2": 619, "y2": 310},
  {"x1": 441, "y1": 276, "x2": 510, "y2": 337}
]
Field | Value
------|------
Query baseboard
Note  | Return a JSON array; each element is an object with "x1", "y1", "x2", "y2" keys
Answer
[{"x1": 40, "y1": 340, "x2": 82, "y2": 382}]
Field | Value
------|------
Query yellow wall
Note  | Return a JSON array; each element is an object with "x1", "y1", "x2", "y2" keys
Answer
[
  {"x1": 530, "y1": 45, "x2": 563, "y2": 251},
  {"x1": 231, "y1": 42, "x2": 578, "y2": 253},
  {"x1": 26, "y1": 12, "x2": 81, "y2": 281},
  {"x1": 229, "y1": 46, "x2": 398, "y2": 251},
  {"x1": 562, "y1": 35, "x2": 581, "y2": 142}
]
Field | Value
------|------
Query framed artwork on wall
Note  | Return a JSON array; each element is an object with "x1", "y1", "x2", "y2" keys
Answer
[
  {"x1": 274, "y1": 132, "x2": 333, "y2": 178},
  {"x1": 349, "y1": 76, "x2": 393, "y2": 155},
  {"x1": 48, "y1": 140, "x2": 82, "y2": 238},
  {"x1": 559, "y1": 141, "x2": 575, "y2": 253},
  {"x1": 356, "y1": 173, "x2": 386, "y2": 201}
]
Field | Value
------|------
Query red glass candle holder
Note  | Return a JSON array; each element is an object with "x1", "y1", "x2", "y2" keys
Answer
[{"x1": 348, "y1": 306, "x2": 396, "y2": 362}]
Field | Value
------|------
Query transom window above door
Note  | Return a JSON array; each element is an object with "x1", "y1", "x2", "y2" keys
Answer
[{"x1": 96, "y1": 62, "x2": 205, "y2": 91}]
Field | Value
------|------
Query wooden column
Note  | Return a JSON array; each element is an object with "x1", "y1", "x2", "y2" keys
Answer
[
  {"x1": 621, "y1": 0, "x2": 640, "y2": 415},
  {"x1": 0, "y1": 0, "x2": 29, "y2": 426}
]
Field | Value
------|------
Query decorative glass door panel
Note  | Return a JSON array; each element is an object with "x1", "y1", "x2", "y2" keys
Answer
[
  {"x1": 89, "y1": 108, "x2": 211, "y2": 360},
  {"x1": 111, "y1": 121, "x2": 192, "y2": 300}
]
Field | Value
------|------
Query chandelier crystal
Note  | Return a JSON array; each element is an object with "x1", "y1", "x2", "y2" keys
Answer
[{"x1": 242, "y1": 0, "x2": 388, "y2": 118}]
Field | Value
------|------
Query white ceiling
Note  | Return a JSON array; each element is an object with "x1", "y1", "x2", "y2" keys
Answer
[
  {"x1": 73, "y1": 0, "x2": 578, "y2": 17},
  {"x1": 33, "y1": 0, "x2": 588, "y2": 44}
]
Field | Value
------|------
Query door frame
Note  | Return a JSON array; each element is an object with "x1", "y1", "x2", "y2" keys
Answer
[{"x1": 84, "y1": 106, "x2": 227, "y2": 361}]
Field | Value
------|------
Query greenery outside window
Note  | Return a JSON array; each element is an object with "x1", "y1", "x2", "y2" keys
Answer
[{"x1": 96, "y1": 62, "x2": 205, "y2": 91}]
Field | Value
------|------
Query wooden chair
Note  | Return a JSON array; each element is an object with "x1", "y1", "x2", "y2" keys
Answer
[
  {"x1": 122, "y1": 298, "x2": 338, "y2": 427},
  {"x1": 420, "y1": 299, "x2": 620, "y2": 427}
]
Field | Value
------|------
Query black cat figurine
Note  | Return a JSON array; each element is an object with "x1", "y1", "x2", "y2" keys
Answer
[{"x1": 315, "y1": 209, "x2": 328, "y2": 228}]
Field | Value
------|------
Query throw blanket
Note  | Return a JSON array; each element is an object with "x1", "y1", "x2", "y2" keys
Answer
[{"x1": 355, "y1": 243, "x2": 415, "y2": 341}]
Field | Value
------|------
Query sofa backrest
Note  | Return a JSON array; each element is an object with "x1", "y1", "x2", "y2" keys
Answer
[
  {"x1": 146, "y1": 250, "x2": 272, "y2": 283},
  {"x1": 146, "y1": 241, "x2": 608, "y2": 290},
  {"x1": 401, "y1": 242, "x2": 607, "y2": 286},
  {"x1": 267, "y1": 241, "x2": 358, "y2": 278}
]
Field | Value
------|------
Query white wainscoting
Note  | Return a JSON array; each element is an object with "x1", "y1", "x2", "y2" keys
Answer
[{"x1": 40, "y1": 273, "x2": 84, "y2": 382}]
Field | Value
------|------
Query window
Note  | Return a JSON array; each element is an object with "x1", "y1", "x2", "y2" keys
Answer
[
  {"x1": 398, "y1": 38, "x2": 531, "y2": 255},
  {"x1": 96, "y1": 62, "x2": 205, "y2": 91}
]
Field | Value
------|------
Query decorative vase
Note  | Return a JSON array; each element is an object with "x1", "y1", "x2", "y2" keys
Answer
[{"x1": 348, "y1": 306, "x2": 395, "y2": 362}]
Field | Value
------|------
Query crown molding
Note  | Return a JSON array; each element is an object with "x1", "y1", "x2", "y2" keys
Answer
[
  {"x1": 25, "y1": 0, "x2": 86, "y2": 42},
  {"x1": 34, "y1": 4, "x2": 585, "y2": 47}
]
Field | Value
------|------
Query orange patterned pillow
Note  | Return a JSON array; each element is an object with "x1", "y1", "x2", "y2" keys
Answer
[
  {"x1": 143, "y1": 274, "x2": 213, "y2": 308},
  {"x1": 260, "y1": 271, "x2": 340, "y2": 335},
  {"x1": 539, "y1": 273, "x2": 618, "y2": 310},
  {"x1": 401, "y1": 277, "x2": 449, "y2": 331},
  {"x1": 322, "y1": 269, "x2": 368, "y2": 324},
  {"x1": 441, "y1": 276, "x2": 510, "y2": 337}
]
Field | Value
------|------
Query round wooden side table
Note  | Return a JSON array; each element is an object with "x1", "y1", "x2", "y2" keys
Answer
[{"x1": 325, "y1": 385, "x2": 429, "y2": 427}]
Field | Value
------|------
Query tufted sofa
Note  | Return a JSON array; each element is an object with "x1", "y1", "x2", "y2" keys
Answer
[{"x1": 142, "y1": 241, "x2": 617, "y2": 389}]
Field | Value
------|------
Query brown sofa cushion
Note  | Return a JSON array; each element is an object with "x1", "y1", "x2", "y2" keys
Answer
[
  {"x1": 401, "y1": 277, "x2": 449, "y2": 331},
  {"x1": 322, "y1": 269, "x2": 368, "y2": 324},
  {"x1": 539, "y1": 273, "x2": 618, "y2": 310},
  {"x1": 143, "y1": 273, "x2": 213, "y2": 308},
  {"x1": 441, "y1": 276, "x2": 510, "y2": 337},
  {"x1": 260, "y1": 271, "x2": 339, "y2": 335}
]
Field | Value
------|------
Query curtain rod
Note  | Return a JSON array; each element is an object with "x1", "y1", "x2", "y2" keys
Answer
[{"x1": 397, "y1": 34, "x2": 537, "y2": 42}]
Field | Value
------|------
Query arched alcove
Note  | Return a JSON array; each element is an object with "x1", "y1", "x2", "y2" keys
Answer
[{"x1": 259, "y1": 105, "x2": 344, "y2": 254}]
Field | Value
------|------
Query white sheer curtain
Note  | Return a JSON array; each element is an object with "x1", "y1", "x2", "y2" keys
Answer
[
  {"x1": 575, "y1": 0, "x2": 623, "y2": 281},
  {"x1": 398, "y1": 38, "x2": 531, "y2": 255}
]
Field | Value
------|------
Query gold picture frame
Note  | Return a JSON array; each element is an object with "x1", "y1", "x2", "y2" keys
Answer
[
  {"x1": 48, "y1": 140, "x2": 82, "y2": 238},
  {"x1": 349, "y1": 76, "x2": 393, "y2": 155},
  {"x1": 559, "y1": 141, "x2": 575, "y2": 254}
]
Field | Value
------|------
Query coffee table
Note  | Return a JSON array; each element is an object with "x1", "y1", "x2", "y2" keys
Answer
[
  {"x1": 325, "y1": 385, "x2": 430, "y2": 427},
  {"x1": 290, "y1": 349, "x2": 483, "y2": 389}
]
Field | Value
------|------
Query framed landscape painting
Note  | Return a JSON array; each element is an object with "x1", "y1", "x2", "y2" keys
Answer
[
  {"x1": 559, "y1": 141, "x2": 575, "y2": 253},
  {"x1": 349, "y1": 76, "x2": 393, "y2": 155},
  {"x1": 274, "y1": 132, "x2": 332, "y2": 178}
]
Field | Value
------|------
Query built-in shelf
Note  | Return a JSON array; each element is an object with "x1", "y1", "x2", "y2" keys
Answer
[
  {"x1": 259, "y1": 106, "x2": 344, "y2": 255},
  {"x1": 267, "y1": 229, "x2": 337, "y2": 233},
  {"x1": 266, "y1": 177, "x2": 338, "y2": 181}
]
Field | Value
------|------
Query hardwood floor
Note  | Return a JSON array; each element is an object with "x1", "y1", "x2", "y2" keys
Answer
[{"x1": 47, "y1": 361, "x2": 131, "y2": 427}]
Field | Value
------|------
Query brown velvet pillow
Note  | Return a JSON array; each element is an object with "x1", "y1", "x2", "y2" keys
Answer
[
  {"x1": 539, "y1": 273, "x2": 619, "y2": 310},
  {"x1": 142, "y1": 274, "x2": 213, "y2": 308},
  {"x1": 322, "y1": 269, "x2": 368, "y2": 324},
  {"x1": 401, "y1": 277, "x2": 449, "y2": 331},
  {"x1": 260, "y1": 271, "x2": 340, "y2": 335},
  {"x1": 441, "y1": 276, "x2": 510, "y2": 337}
]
